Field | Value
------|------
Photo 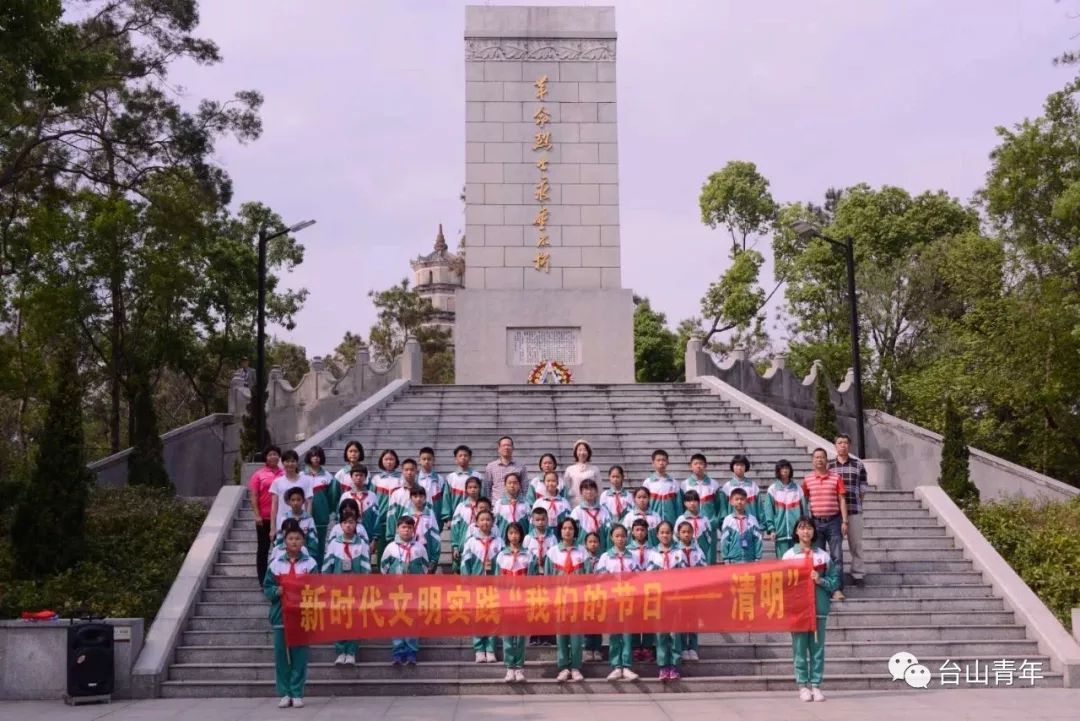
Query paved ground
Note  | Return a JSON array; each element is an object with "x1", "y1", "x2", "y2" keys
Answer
[{"x1": 2, "y1": 689, "x2": 1077, "y2": 721}]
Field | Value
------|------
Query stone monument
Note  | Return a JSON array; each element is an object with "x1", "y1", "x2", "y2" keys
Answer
[{"x1": 454, "y1": 5, "x2": 635, "y2": 384}]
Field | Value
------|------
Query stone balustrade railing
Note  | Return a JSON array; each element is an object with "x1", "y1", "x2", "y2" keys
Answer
[{"x1": 228, "y1": 338, "x2": 423, "y2": 448}]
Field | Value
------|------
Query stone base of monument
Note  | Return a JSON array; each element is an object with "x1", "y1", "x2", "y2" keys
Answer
[{"x1": 454, "y1": 289, "x2": 634, "y2": 384}]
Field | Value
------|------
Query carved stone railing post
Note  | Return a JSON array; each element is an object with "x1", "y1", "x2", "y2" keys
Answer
[
  {"x1": 401, "y1": 336, "x2": 423, "y2": 383},
  {"x1": 685, "y1": 335, "x2": 704, "y2": 381},
  {"x1": 228, "y1": 371, "x2": 248, "y2": 417},
  {"x1": 268, "y1": 366, "x2": 284, "y2": 408}
]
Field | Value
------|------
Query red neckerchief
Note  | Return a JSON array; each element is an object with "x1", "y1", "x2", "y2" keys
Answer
[
  {"x1": 613, "y1": 490, "x2": 624, "y2": 517},
  {"x1": 584, "y1": 507, "x2": 601, "y2": 530},
  {"x1": 637, "y1": 545, "x2": 646, "y2": 566},
  {"x1": 479, "y1": 536, "x2": 494, "y2": 565},
  {"x1": 509, "y1": 498, "x2": 519, "y2": 520},
  {"x1": 287, "y1": 557, "x2": 298, "y2": 577},
  {"x1": 563, "y1": 547, "x2": 575, "y2": 574},
  {"x1": 617, "y1": 552, "x2": 626, "y2": 573},
  {"x1": 736, "y1": 515, "x2": 747, "y2": 535},
  {"x1": 661, "y1": 548, "x2": 671, "y2": 569},
  {"x1": 343, "y1": 539, "x2": 353, "y2": 562},
  {"x1": 398, "y1": 541, "x2": 412, "y2": 566},
  {"x1": 684, "y1": 547, "x2": 692, "y2": 565},
  {"x1": 691, "y1": 516, "x2": 701, "y2": 537}
]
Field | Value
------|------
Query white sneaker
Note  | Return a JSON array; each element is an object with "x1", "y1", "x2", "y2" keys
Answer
[
  {"x1": 607, "y1": 668, "x2": 623, "y2": 681},
  {"x1": 292, "y1": 698, "x2": 304, "y2": 709},
  {"x1": 486, "y1": 652, "x2": 497, "y2": 663},
  {"x1": 621, "y1": 668, "x2": 639, "y2": 681},
  {"x1": 557, "y1": 668, "x2": 571, "y2": 682},
  {"x1": 799, "y1": 687, "x2": 812, "y2": 702},
  {"x1": 278, "y1": 696, "x2": 291, "y2": 708},
  {"x1": 687, "y1": 650, "x2": 699, "y2": 661},
  {"x1": 514, "y1": 668, "x2": 527, "y2": 683},
  {"x1": 570, "y1": 669, "x2": 584, "y2": 682},
  {"x1": 475, "y1": 651, "x2": 486, "y2": 664},
  {"x1": 812, "y1": 688, "x2": 826, "y2": 702},
  {"x1": 344, "y1": 654, "x2": 356, "y2": 666},
  {"x1": 334, "y1": 653, "x2": 346, "y2": 666},
  {"x1": 680, "y1": 650, "x2": 690, "y2": 661},
  {"x1": 504, "y1": 669, "x2": 515, "y2": 683}
]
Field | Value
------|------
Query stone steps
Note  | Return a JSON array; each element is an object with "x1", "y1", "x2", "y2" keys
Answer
[
  {"x1": 164, "y1": 383, "x2": 1051, "y2": 697},
  {"x1": 166, "y1": 654, "x2": 1053, "y2": 682},
  {"x1": 175, "y1": 633, "x2": 1045, "y2": 660}
]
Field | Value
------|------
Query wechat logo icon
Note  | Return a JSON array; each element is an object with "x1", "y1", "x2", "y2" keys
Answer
[{"x1": 888, "y1": 651, "x2": 931, "y2": 689}]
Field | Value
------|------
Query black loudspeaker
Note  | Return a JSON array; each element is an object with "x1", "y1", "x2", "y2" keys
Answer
[{"x1": 67, "y1": 622, "x2": 114, "y2": 699}]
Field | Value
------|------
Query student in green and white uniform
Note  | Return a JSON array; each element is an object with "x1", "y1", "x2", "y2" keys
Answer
[
  {"x1": 570, "y1": 479, "x2": 612, "y2": 551},
  {"x1": 783, "y1": 516, "x2": 840, "y2": 702},
  {"x1": 626, "y1": 518, "x2": 656, "y2": 662},
  {"x1": 264, "y1": 519, "x2": 319, "y2": 709},
  {"x1": 302, "y1": 445, "x2": 335, "y2": 564},
  {"x1": 401, "y1": 486, "x2": 441, "y2": 573},
  {"x1": 493, "y1": 472, "x2": 530, "y2": 537},
  {"x1": 675, "y1": 489, "x2": 716, "y2": 565},
  {"x1": 380, "y1": 516, "x2": 430, "y2": 665},
  {"x1": 643, "y1": 449, "x2": 682, "y2": 524},
  {"x1": 764, "y1": 459, "x2": 809, "y2": 559},
  {"x1": 600, "y1": 465, "x2": 634, "y2": 522},
  {"x1": 322, "y1": 508, "x2": 371, "y2": 666},
  {"x1": 596, "y1": 523, "x2": 642, "y2": 681},
  {"x1": 544, "y1": 517, "x2": 588, "y2": 682},
  {"x1": 331, "y1": 474, "x2": 377, "y2": 553},
  {"x1": 496, "y1": 522, "x2": 537, "y2": 683},
  {"x1": 525, "y1": 453, "x2": 564, "y2": 506},
  {"x1": 719, "y1": 454, "x2": 763, "y2": 522},
  {"x1": 645, "y1": 520, "x2": 688, "y2": 681},
  {"x1": 450, "y1": 476, "x2": 483, "y2": 571},
  {"x1": 461, "y1": 509, "x2": 505, "y2": 663},
  {"x1": 622, "y1": 487, "x2": 662, "y2": 545},
  {"x1": 582, "y1": 531, "x2": 605, "y2": 661},
  {"x1": 532, "y1": 471, "x2": 571, "y2": 528},
  {"x1": 385, "y1": 458, "x2": 423, "y2": 540},
  {"x1": 271, "y1": 487, "x2": 319, "y2": 562},
  {"x1": 719, "y1": 487, "x2": 764, "y2": 563},
  {"x1": 332, "y1": 441, "x2": 365, "y2": 490},
  {"x1": 416, "y1": 447, "x2": 445, "y2": 521},
  {"x1": 522, "y1": 506, "x2": 557, "y2": 649},
  {"x1": 442, "y1": 445, "x2": 478, "y2": 528},
  {"x1": 682, "y1": 453, "x2": 723, "y2": 524},
  {"x1": 370, "y1": 449, "x2": 404, "y2": 559},
  {"x1": 675, "y1": 520, "x2": 708, "y2": 662}
]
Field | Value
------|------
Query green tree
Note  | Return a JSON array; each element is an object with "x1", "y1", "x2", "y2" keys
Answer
[
  {"x1": 699, "y1": 161, "x2": 779, "y2": 253},
  {"x1": 126, "y1": 370, "x2": 170, "y2": 489},
  {"x1": 633, "y1": 296, "x2": 682, "y2": 382},
  {"x1": 368, "y1": 279, "x2": 454, "y2": 384},
  {"x1": 11, "y1": 338, "x2": 93, "y2": 578},
  {"x1": 812, "y1": 370, "x2": 839, "y2": 441},
  {"x1": 939, "y1": 396, "x2": 978, "y2": 508},
  {"x1": 773, "y1": 185, "x2": 977, "y2": 409},
  {"x1": 696, "y1": 161, "x2": 779, "y2": 350},
  {"x1": 266, "y1": 338, "x2": 310, "y2": 387},
  {"x1": 327, "y1": 331, "x2": 366, "y2": 378}
]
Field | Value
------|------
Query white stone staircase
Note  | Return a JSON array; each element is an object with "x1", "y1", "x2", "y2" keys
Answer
[{"x1": 159, "y1": 384, "x2": 1063, "y2": 696}]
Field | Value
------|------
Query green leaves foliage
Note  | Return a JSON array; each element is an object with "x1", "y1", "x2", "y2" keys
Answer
[{"x1": 633, "y1": 296, "x2": 682, "y2": 383}]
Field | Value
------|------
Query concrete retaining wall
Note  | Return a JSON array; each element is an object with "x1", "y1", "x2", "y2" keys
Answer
[
  {"x1": 88, "y1": 414, "x2": 239, "y2": 497},
  {"x1": 0, "y1": 618, "x2": 143, "y2": 699}
]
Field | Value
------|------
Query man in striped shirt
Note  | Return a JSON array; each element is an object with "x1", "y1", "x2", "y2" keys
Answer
[
  {"x1": 802, "y1": 448, "x2": 848, "y2": 601},
  {"x1": 829, "y1": 434, "x2": 869, "y2": 588},
  {"x1": 483, "y1": 436, "x2": 527, "y2": 504}
]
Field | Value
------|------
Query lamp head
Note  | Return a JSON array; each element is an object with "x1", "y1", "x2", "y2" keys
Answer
[
  {"x1": 287, "y1": 219, "x2": 316, "y2": 233},
  {"x1": 789, "y1": 220, "x2": 821, "y2": 240}
]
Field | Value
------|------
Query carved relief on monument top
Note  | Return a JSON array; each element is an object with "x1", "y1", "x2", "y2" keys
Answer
[{"x1": 465, "y1": 38, "x2": 615, "y2": 62}]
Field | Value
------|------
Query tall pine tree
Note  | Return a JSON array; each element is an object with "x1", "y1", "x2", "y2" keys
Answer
[
  {"x1": 939, "y1": 396, "x2": 979, "y2": 508},
  {"x1": 11, "y1": 340, "x2": 94, "y2": 578}
]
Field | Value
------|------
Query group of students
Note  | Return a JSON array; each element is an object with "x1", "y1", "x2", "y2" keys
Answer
[{"x1": 253, "y1": 439, "x2": 841, "y2": 709}]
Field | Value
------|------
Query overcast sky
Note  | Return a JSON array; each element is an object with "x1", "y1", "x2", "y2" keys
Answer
[{"x1": 171, "y1": 1, "x2": 1074, "y2": 357}]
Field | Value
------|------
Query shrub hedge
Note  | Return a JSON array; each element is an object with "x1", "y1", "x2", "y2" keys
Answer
[
  {"x1": 969, "y1": 495, "x2": 1080, "y2": 624},
  {"x1": 0, "y1": 486, "x2": 207, "y2": 622}
]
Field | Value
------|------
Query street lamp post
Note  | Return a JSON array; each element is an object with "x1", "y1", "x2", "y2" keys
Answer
[
  {"x1": 254, "y1": 219, "x2": 316, "y2": 459},
  {"x1": 790, "y1": 220, "x2": 867, "y2": 458}
]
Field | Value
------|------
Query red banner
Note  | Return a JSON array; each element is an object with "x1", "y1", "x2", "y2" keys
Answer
[{"x1": 281, "y1": 557, "x2": 816, "y2": 646}]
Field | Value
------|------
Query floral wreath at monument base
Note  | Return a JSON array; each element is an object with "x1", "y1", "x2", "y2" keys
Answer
[{"x1": 527, "y1": 360, "x2": 573, "y2": 385}]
